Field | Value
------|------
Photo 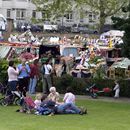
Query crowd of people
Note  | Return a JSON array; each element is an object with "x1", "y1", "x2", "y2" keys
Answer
[
  {"x1": 7, "y1": 57, "x2": 87, "y2": 116},
  {"x1": 6, "y1": 54, "x2": 120, "y2": 115},
  {"x1": 17, "y1": 86, "x2": 87, "y2": 116}
]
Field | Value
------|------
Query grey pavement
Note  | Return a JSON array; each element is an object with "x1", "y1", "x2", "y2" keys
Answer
[
  {"x1": 31, "y1": 93, "x2": 130, "y2": 103},
  {"x1": 60, "y1": 94, "x2": 130, "y2": 103},
  {"x1": 75, "y1": 95, "x2": 130, "y2": 103}
]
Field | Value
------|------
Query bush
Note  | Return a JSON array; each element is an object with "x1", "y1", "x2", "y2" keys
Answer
[
  {"x1": 0, "y1": 59, "x2": 8, "y2": 83},
  {"x1": 53, "y1": 75, "x2": 130, "y2": 97},
  {"x1": 0, "y1": 58, "x2": 21, "y2": 84},
  {"x1": 54, "y1": 74, "x2": 73, "y2": 93}
]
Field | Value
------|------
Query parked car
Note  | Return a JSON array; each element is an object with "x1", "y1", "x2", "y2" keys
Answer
[
  {"x1": 71, "y1": 24, "x2": 98, "y2": 34},
  {"x1": 43, "y1": 24, "x2": 58, "y2": 32},
  {"x1": 57, "y1": 26, "x2": 71, "y2": 33},
  {"x1": 30, "y1": 25, "x2": 43, "y2": 32}
]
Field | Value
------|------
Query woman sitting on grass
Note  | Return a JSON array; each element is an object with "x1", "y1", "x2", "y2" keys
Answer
[{"x1": 47, "y1": 86, "x2": 60, "y2": 104}]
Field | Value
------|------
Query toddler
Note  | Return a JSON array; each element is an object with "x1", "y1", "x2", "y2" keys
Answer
[
  {"x1": 113, "y1": 80, "x2": 120, "y2": 98},
  {"x1": 34, "y1": 93, "x2": 42, "y2": 109}
]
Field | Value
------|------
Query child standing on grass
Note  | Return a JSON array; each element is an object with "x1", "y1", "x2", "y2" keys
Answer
[
  {"x1": 113, "y1": 80, "x2": 120, "y2": 98},
  {"x1": 63, "y1": 87, "x2": 75, "y2": 104}
]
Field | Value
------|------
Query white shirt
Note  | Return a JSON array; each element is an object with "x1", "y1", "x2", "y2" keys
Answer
[
  {"x1": 34, "y1": 99, "x2": 41, "y2": 109},
  {"x1": 7, "y1": 66, "x2": 19, "y2": 82},
  {"x1": 44, "y1": 64, "x2": 52, "y2": 75},
  {"x1": 114, "y1": 84, "x2": 120, "y2": 91},
  {"x1": 63, "y1": 92, "x2": 75, "y2": 104}
]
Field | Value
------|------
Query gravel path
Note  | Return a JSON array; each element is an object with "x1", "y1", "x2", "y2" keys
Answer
[
  {"x1": 60, "y1": 94, "x2": 130, "y2": 103},
  {"x1": 75, "y1": 95, "x2": 130, "y2": 103}
]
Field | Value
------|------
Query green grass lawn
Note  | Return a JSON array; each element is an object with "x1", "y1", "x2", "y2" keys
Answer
[{"x1": 0, "y1": 99, "x2": 130, "y2": 130}]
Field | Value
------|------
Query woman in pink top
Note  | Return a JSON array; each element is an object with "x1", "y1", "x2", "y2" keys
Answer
[{"x1": 7, "y1": 60, "x2": 19, "y2": 91}]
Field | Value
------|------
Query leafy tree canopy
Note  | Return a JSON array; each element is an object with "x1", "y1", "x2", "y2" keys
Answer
[{"x1": 112, "y1": 2, "x2": 130, "y2": 58}]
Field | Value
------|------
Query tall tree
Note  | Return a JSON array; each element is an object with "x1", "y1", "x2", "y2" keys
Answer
[
  {"x1": 83, "y1": 0, "x2": 128, "y2": 33},
  {"x1": 32, "y1": 0, "x2": 72, "y2": 22},
  {"x1": 112, "y1": 2, "x2": 130, "y2": 59},
  {"x1": 32, "y1": 0, "x2": 128, "y2": 33}
]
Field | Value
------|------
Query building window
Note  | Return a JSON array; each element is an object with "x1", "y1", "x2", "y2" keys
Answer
[
  {"x1": 16, "y1": 9, "x2": 26, "y2": 20},
  {"x1": 80, "y1": 19, "x2": 84, "y2": 23},
  {"x1": 32, "y1": 11, "x2": 36, "y2": 18},
  {"x1": 89, "y1": 13, "x2": 93, "y2": 23},
  {"x1": 88, "y1": 12, "x2": 96, "y2": 23},
  {"x1": 65, "y1": 12, "x2": 73, "y2": 22},
  {"x1": 7, "y1": 9, "x2": 11, "y2": 18},
  {"x1": 42, "y1": 12, "x2": 45, "y2": 18}
]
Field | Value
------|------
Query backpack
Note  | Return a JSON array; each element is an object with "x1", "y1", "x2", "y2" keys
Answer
[{"x1": 41, "y1": 65, "x2": 45, "y2": 75}]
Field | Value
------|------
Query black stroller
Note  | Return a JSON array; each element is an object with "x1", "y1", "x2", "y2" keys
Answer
[{"x1": 0, "y1": 82, "x2": 22, "y2": 106}]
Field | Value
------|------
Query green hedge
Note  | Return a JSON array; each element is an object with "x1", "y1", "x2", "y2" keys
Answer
[
  {"x1": 0, "y1": 58, "x2": 20, "y2": 84},
  {"x1": 52, "y1": 75, "x2": 130, "y2": 97}
]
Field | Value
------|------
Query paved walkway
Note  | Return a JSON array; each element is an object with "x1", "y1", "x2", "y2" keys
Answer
[
  {"x1": 31, "y1": 93, "x2": 130, "y2": 103},
  {"x1": 74, "y1": 95, "x2": 130, "y2": 103},
  {"x1": 60, "y1": 94, "x2": 130, "y2": 103}
]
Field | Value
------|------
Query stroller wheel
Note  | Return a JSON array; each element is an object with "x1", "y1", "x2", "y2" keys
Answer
[
  {"x1": 0, "y1": 98, "x2": 4, "y2": 105},
  {"x1": 0, "y1": 98, "x2": 8, "y2": 106},
  {"x1": 15, "y1": 98, "x2": 21, "y2": 106},
  {"x1": 91, "y1": 93, "x2": 98, "y2": 99}
]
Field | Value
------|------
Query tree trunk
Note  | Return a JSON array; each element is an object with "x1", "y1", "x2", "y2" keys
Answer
[
  {"x1": 99, "y1": 0, "x2": 106, "y2": 34},
  {"x1": 99, "y1": 15, "x2": 106, "y2": 34}
]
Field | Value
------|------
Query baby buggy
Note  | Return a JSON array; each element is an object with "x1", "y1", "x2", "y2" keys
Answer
[
  {"x1": 0, "y1": 83, "x2": 22, "y2": 106},
  {"x1": 18, "y1": 96, "x2": 36, "y2": 113},
  {"x1": 86, "y1": 84, "x2": 111, "y2": 99}
]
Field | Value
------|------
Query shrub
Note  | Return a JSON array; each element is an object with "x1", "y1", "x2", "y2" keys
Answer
[
  {"x1": 53, "y1": 75, "x2": 130, "y2": 97},
  {"x1": 0, "y1": 58, "x2": 20, "y2": 84},
  {"x1": 0, "y1": 59, "x2": 8, "y2": 83}
]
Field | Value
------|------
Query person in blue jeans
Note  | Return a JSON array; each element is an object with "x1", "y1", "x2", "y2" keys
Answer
[
  {"x1": 56, "y1": 103, "x2": 81, "y2": 114},
  {"x1": 28, "y1": 59, "x2": 39, "y2": 94},
  {"x1": 17, "y1": 58, "x2": 30, "y2": 96},
  {"x1": 39, "y1": 95, "x2": 87, "y2": 115}
]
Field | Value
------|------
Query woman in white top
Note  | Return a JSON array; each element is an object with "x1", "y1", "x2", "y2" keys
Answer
[
  {"x1": 7, "y1": 60, "x2": 19, "y2": 91},
  {"x1": 42, "y1": 59, "x2": 53, "y2": 94},
  {"x1": 63, "y1": 87, "x2": 75, "y2": 104}
]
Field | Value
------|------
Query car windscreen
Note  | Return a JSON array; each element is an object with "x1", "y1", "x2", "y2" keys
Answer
[{"x1": 62, "y1": 48, "x2": 79, "y2": 57}]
